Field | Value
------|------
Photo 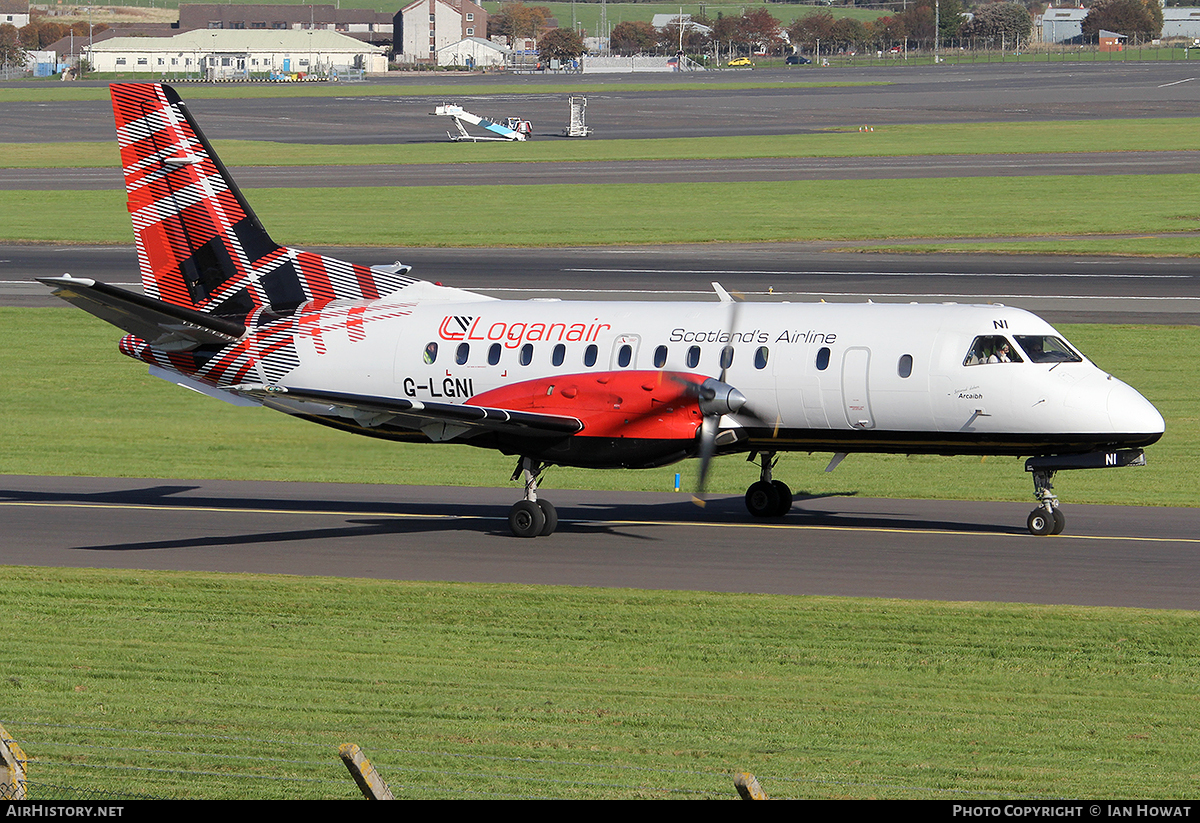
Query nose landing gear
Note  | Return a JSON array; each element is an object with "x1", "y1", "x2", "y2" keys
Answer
[
  {"x1": 1023, "y1": 449, "x2": 1147, "y2": 536},
  {"x1": 1027, "y1": 468, "x2": 1065, "y2": 536}
]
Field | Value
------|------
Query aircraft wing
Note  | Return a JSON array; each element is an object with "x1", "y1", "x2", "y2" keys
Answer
[
  {"x1": 39, "y1": 275, "x2": 245, "y2": 349},
  {"x1": 235, "y1": 384, "x2": 584, "y2": 441}
]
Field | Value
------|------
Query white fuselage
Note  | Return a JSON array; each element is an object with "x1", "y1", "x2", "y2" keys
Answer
[{"x1": 255, "y1": 289, "x2": 1162, "y2": 462}]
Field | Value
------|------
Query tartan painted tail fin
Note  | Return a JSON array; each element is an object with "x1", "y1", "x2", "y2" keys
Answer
[{"x1": 110, "y1": 83, "x2": 414, "y2": 316}]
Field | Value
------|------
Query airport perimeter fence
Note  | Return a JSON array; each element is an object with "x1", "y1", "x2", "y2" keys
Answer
[
  {"x1": 804, "y1": 35, "x2": 1200, "y2": 68},
  {"x1": 2, "y1": 720, "x2": 1050, "y2": 800}
]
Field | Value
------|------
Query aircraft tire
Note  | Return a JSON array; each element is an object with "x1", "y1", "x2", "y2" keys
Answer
[
  {"x1": 1027, "y1": 509, "x2": 1055, "y2": 537},
  {"x1": 537, "y1": 499, "x2": 558, "y2": 536},
  {"x1": 770, "y1": 481, "x2": 793, "y2": 516},
  {"x1": 1051, "y1": 508, "x2": 1066, "y2": 535},
  {"x1": 745, "y1": 481, "x2": 781, "y2": 518},
  {"x1": 510, "y1": 500, "x2": 546, "y2": 538}
]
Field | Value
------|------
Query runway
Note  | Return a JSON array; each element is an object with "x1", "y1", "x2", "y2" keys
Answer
[
  {"x1": 3, "y1": 475, "x2": 1198, "y2": 610},
  {"x1": 5, "y1": 63, "x2": 1200, "y2": 144},
  {"x1": 5, "y1": 243, "x2": 1199, "y2": 324}
]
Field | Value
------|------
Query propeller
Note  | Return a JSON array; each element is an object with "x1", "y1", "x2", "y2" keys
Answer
[{"x1": 691, "y1": 283, "x2": 750, "y2": 507}]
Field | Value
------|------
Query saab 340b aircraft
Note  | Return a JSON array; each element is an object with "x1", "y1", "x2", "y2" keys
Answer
[{"x1": 41, "y1": 84, "x2": 1164, "y2": 538}]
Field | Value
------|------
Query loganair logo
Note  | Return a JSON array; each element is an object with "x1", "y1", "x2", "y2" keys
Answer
[
  {"x1": 438, "y1": 315, "x2": 613, "y2": 349},
  {"x1": 438, "y1": 316, "x2": 475, "y2": 340}
]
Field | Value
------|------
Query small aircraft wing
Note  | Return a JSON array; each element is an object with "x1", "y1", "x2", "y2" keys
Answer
[
  {"x1": 38, "y1": 275, "x2": 245, "y2": 349},
  {"x1": 234, "y1": 384, "x2": 584, "y2": 442}
]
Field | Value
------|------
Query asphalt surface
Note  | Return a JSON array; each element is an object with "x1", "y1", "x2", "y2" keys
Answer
[
  {"x1": 4, "y1": 476, "x2": 1198, "y2": 610},
  {"x1": 6, "y1": 63, "x2": 1200, "y2": 143},
  {"x1": 6, "y1": 243, "x2": 1199, "y2": 324}
]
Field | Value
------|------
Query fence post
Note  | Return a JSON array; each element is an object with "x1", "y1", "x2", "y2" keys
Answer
[
  {"x1": 339, "y1": 743, "x2": 394, "y2": 800},
  {"x1": 0, "y1": 723, "x2": 26, "y2": 800},
  {"x1": 734, "y1": 771, "x2": 768, "y2": 800}
]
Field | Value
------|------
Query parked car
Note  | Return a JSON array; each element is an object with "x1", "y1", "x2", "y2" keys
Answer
[
  {"x1": 785, "y1": 55, "x2": 811, "y2": 65},
  {"x1": 727, "y1": 57, "x2": 754, "y2": 67}
]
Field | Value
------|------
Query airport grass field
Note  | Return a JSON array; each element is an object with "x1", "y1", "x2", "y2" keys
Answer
[
  {"x1": 5, "y1": 174, "x2": 1200, "y2": 254},
  {"x1": 3, "y1": 78, "x2": 1199, "y2": 799},
  {"x1": 4, "y1": 566, "x2": 1200, "y2": 799}
]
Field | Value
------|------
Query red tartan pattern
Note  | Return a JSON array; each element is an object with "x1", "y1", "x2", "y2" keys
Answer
[{"x1": 110, "y1": 84, "x2": 415, "y2": 316}]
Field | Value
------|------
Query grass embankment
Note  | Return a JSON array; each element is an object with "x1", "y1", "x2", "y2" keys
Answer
[
  {"x1": 2, "y1": 308, "x2": 1194, "y2": 506},
  {"x1": 7, "y1": 118, "x2": 1200, "y2": 168},
  {"x1": 3, "y1": 175, "x2": 1200, "y2": 251},
  {"x1": 3, "y1": 566, "x2": 1199, "y2": 799}
]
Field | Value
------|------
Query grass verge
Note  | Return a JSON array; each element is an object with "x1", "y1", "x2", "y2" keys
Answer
[
  {"x1": 7, "y1": 119, "x2": 1200, "y2": 168},
  {"x1": 2, "y1": 308, "x2": 1194, "y2": 506},
  {"x1": 4, "y1": 176, "x2": 1200, "y2": 251},
  {"x1": 3, "y1": 566, "x2": 1199, "y2": 799}
]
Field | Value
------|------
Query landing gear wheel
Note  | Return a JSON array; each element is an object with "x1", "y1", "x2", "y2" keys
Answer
[
  {"x1": 537, "y1": 499, "x2": 558, "y2": 536},
  {"x1": 509, "y1": 500, "x2": 546, "y2": 538},
  {"x1": 1027, "y1": 508, "x2": 1055, "y2": 537},
  {"x1": 1051, "y1": 507, "x2": 1066, "y2": 535},
  {"x1": 770, "y1": 480, "x2": 793, "y2": 517},
  {"x1": 745, "y1": 481, "x2": 781, "y2": 518}
]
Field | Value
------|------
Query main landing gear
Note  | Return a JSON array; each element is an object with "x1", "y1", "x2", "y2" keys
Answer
[
  {"x1": 744, "y1": 451, "x2": 792, "y2": 518},
  {"x1": 508, "y1": 456, "x2": 557, "y2": 538}
]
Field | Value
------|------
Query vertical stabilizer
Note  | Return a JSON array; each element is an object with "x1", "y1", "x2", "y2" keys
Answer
[{"x1": 110, "y1": 83, "x2": 415, "y2": 316}]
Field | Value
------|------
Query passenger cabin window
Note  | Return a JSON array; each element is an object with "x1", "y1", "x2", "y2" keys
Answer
[
  {"x1": 423, "y1": 342, "x2": 438, "y2": 364},
  {"x1": 617, "y1": 344, "x2": 633, "y2": 368},
  {"x1": 653, "y1": 345, "x2": 667, "y2": 368},
  {"x1": 519, "y1": 343, "x2": 533, "y2": 366},
  {"x1": 754, "y1": 347, "x2": 769, "y2": 370},
  {"x1": 1015, "y1": 335, "x2": 1082, "y2": 364},
  {"x1": 898, "y1": 354, "x2": 913, "y2": 378},
  {"x1": 552, "y1": 343, "x2": 566, "y2": 367},
  {"x1": 720, "y1": 346, "x2": 734, "y2": 371},
  {"x1": 584, "y1": 344, "x2": 598, "y2": 367},
  {"x1": 964, "y1": 335, "x2": 1022, "y2": 366},
  {"x1": 488, "y1": 343, "x2": 501, "y2": 365},
  {"x1": 456, "y1": 343, "x2": 469, "y2": 365},
  {"x1": 686, "y1": 346, "x2": 700, "y2": 369},
  {"x1": 816, "y1": 346, "x2": 830, "y2": 371}
]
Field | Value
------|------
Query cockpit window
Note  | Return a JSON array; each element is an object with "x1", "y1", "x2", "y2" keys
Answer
[
  {"x1": 964, "y1": 335, "x2": 1022, "y2": 366},
  {"x1": 1015, "y1": 335, "x2": 1082, "y2": 364}
]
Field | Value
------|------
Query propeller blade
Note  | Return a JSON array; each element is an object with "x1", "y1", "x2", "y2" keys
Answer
[{"x1": 691, "y1": 414, "x2": 719, "y2": 507}]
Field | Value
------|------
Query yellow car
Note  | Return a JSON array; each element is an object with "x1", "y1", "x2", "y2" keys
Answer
[{"x1": 726, "y1": 57, "x2": 754, "y2": 67}]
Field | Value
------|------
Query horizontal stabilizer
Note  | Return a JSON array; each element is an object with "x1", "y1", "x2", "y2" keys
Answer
[
  {"x1": 38, "y1": 275, "x2": 245, "y2": 349},
  {"x1": 233, "y1": 384, "x2": 584, "y2": 440}
]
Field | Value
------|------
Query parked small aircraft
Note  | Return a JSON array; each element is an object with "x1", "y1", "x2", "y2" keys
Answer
[{"x1": 42, "y1": 84, "x2": 1164, "y2": 537}]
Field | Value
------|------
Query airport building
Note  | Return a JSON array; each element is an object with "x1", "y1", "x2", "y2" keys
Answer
[
  {"x1": 83, "y1": 29, "x2": 387, "y2": 77},
  {"x1": 1, "y1": 0, "x2": 30, "y2": 28},
  {"x1": 176, "y1": 3, "x2": 393, "y2": 46},
  {"x1": 394, "y1": 0, "x2": 487, "y2": 63},
  {"x1": 1039, "y1": 6, "x2": 1200, "y2": 43},
  {"x1": 435, "y1": 36, "x2": 508, "y2": 68}
]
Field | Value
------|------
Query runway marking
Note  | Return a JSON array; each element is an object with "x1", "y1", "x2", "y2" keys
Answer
[
  {"x1": 1158, "y1": 78, "x2": 1196, "y2": 88},
  {"x1": 6, "y1": 501, "x2": 1199, "y2": 544},
  {"x1": 564, "y1": 268, "x2": 1191, "y2": 279},
  {"x1": 482, "y1": 287, "x2": 1200, "y2": 302}
]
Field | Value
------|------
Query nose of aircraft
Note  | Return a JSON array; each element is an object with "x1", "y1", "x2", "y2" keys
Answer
[{"x1": 1107, "y1": 377, "x2": 1165, "y2": 442}]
